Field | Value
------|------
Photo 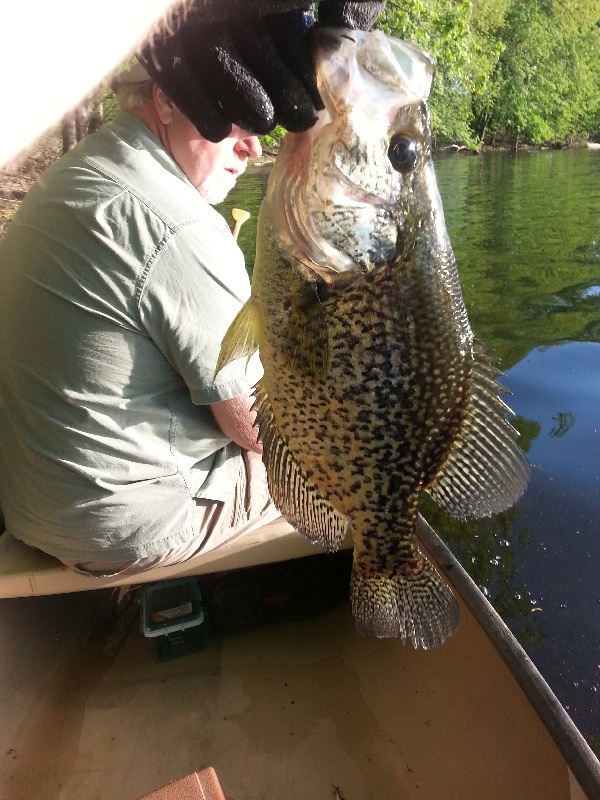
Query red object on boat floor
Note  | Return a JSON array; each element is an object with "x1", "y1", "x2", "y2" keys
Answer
[{"x1": 136, "y1": 768, "x2": 227, "y2": 800}]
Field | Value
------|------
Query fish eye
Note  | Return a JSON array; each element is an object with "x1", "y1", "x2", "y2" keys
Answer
[{"x1": 388, "y1": 134, "x2": 418, "y2": 173}]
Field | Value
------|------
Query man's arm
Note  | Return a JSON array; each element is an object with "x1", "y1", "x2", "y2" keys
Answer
[{"x1": 211, "y1": 394, "x2": 262, "y2": 454}]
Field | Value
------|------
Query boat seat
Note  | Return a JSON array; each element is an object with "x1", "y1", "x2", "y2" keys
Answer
[{"x1": 0, "y1": 520, "x2": 345, "y2": 599}]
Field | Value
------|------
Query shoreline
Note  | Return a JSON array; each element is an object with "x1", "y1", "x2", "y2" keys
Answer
[
  {"x1": 2, "y1": 136, "x2": 598, "y2": 238},
  {"x1": 256, "y1": 140, "x2": 600, "y2": 162}
]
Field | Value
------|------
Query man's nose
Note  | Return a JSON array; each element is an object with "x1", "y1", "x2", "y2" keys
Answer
[{"x1": 236, "y1": 132, "x2": 262, "y2": 160}]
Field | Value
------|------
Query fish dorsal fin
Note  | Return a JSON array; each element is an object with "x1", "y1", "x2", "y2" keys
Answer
[
  {"x1": 254, "y1": 380, "x2": 348, "y2": 551},
  {"x1": 427, "y1": 344, "x2": 530, "y2": 520},
  {"x1": 215, "y1": 297, "x2": 261, "y2": 377}
]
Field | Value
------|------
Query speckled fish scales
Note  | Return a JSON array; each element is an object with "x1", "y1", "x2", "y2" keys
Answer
[{"x1": 217, "y1": 28, "x2": 530, "y2": 648}]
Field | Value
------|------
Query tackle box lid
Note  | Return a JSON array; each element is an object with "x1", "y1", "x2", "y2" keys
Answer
[{"x1": 141, "y1": 577, "x2": 205, "y2": 638}]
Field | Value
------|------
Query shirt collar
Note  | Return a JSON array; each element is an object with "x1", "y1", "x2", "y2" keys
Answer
[{"x1": 110, "y1": 111, "x2": 194, "y2": 189}]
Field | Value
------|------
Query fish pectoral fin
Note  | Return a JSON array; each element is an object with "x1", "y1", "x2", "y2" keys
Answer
[
  {"x1": 427, "y1": 342, "x2": 530, "y2": 520},
  {"x1": 285, "y1": 283, "x2": 329, "y2": 380},
  {"x1": 254, "y1": 380, "x2": 348, "y2": 551},
  {"x1": 351, "y1": 553, "x2": 459, "y2": 648},
  {"x1": 215, "y1": 297, "x2": 261, "y2": 377},
  {"x1": 285, "y1": 269, "x2": 362, "y2": 379}
]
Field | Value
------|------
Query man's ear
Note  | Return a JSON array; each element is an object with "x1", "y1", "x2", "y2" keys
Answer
[{"x1": 153, "y1": 85, "x2": 174, "y2": 125}]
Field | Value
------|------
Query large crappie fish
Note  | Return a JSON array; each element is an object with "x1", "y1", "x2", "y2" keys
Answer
[{"x1": 217, "y1": 28, "x2": 530, "y2": 648}]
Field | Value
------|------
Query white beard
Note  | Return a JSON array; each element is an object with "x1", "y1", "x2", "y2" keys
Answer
[{"x1": 197, "y1": 170, "x2": 238, "y2": 205}]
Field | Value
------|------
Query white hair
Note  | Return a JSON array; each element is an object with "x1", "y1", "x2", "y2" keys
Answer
[{"x1": 114, "y1": 79, "x2": 155, "y2": 112}]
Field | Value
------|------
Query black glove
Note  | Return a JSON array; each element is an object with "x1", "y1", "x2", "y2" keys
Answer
[
  {"x1": 137, "y1": 0, "x2": 386, "y2": 143},
  {"x1": 318, "y1": 0, "x2": 385, "y2": 28}
]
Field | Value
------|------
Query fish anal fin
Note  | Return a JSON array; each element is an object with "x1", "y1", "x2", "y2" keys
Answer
[
  {"x1": 428, "y1": 343, "x2": 530, "y2": 520},
  {"x1": 254, "y1": 380, "x2": 348, "y2": 550},
  {"x1": 215, "y1": 297, "x2": 261, "y2": 377},
  {"x1": 350, "y1": 554, "x2": 459, "y2": 648}
]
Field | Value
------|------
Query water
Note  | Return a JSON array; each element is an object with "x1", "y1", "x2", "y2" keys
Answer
[{"x1": 218, "y1": 148, "x2": 600, "y2": 749}]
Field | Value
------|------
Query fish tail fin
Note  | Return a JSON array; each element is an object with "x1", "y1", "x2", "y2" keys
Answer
[{"x1": 350, "y1": 556, "x2": 459, "y2": 649}]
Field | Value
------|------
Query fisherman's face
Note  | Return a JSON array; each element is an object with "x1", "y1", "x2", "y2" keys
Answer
[{"x1": 153, "y1": 87, "x2": 262, "y2": 203}]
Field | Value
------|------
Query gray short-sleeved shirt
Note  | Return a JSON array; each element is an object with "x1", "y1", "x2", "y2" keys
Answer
[{"x1": 0, "y1": 112, "x2": 261, "y2": 560}]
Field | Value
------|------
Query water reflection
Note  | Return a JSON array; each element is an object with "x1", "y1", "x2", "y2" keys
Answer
[
  {"x1": 218, "y1": 149, "x2": 600, "y2": 749},
  {"x1": 582, "y1": 286, "x2": 600, "y2": 299},
  {"x1": 218, "y1": 162, "x2": 271, "y2": 277},
  {"x1": 549, "y1": 412, "x2": 575, "y2": 439},
  {"x1": 437, "y1": 150, "x2": 600, "y2": 368}
]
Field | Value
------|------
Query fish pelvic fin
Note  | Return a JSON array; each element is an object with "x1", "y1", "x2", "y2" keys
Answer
[
  {"x1": 254, "y1": 380, "x2": 348, "y2": 551},
  {"x1": 351, "y1": 556, "x2": 459, "y2": 648},
  {"x1": 214, "y1": 297, "x2": 261, "y2": 378},
  {"x1": 428, "y1": 343, "x2": 531, "y2": 520}
]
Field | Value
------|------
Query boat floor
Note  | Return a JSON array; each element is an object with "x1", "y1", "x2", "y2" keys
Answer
[{"x1": 1, "y1": 545, "x2": 595, "y2": 800}]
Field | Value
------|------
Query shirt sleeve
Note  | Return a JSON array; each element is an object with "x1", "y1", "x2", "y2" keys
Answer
[{"x1": 137, "y1": 214, "x2": 262, "y2": 405}]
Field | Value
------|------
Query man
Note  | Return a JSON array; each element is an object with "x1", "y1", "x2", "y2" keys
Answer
[
  {"x1": 0, "y1": 0, "x2": 385, "y2": 578},
  {"x1": 0, "y1": 64, "x2": 277, "y2": 577}
]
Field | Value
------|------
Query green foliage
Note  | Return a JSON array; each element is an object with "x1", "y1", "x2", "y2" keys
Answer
[
  {"x1": 377, "y1": 0, "x2": 479, "y2": 147},
  {"x1": 259, "y1": 126, "x2": 286, "y2": 150},
  {"x1": 377, "y1": 0, "x2": 600, "y2": 147},
  {"x1": 102, "y1": 91, "x2": 120, "y2": 126},
  {"x1": 512, "y1": 416, "x2": 542, "y2": 454},
  {"x1": 488, "y1": 0, "x2": 600, "y2": 144}
]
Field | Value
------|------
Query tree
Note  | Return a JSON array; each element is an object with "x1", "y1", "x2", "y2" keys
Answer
[
  {"x1": 469, "y1": 0, "x2": 510, "y2": 143},
  {"x1": 377, "y1": 0, "x2": 600, "y2": 147},
  {"x1": 377, "y1": 0, "x2": 478, "y2": 147},
  {"x1": 60, "y1": 95, "x2": 105, "y2": 154},
  {"x1": 485, "y1": 0, "x2": 600, "y2": 145}
]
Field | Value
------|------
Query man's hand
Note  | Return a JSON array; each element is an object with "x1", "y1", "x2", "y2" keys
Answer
[
  {"x1": 211, "y1": 395, "x2": 263, "y2": 454},
  {"x1": 138, "y1": 0, "x2": 386, "y2": 142}
]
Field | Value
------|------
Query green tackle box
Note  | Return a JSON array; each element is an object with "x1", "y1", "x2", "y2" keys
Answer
[{"x1": 141, "y1": 577, "x2": 209, "y2": 661}]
